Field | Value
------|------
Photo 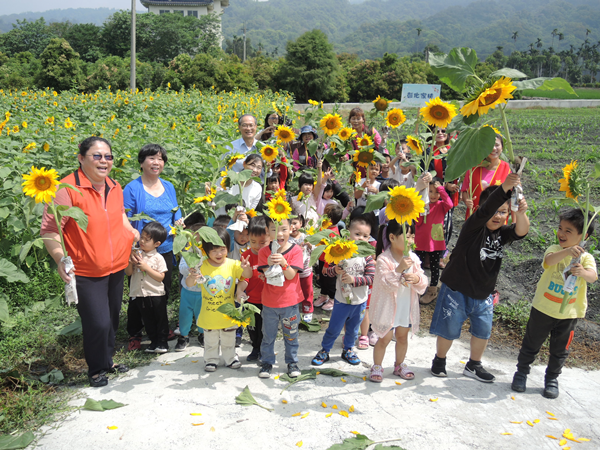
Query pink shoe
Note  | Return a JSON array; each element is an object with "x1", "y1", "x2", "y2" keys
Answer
[
  {"x1": 321, "y1": 298, "x2": 335, "y2": 311},
  {"x1": 314, "y1": 294, "x2": 328, "y2": 308},
  {"x1": 368, "y1": 330, "x2": 379, "y2": 346}
]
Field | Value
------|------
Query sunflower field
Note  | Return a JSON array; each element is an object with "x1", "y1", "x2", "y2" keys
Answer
[{"x1": 0, "y1": 86, "x2": 294, "y2": 305}]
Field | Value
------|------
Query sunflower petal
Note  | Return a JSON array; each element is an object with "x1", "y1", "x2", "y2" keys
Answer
[
  {"x1": 325, "y1": 413, "x2": 333, "y2": 418},
  {"x1": 107, "y1": 426, "x2": 118, "y2": 430}
]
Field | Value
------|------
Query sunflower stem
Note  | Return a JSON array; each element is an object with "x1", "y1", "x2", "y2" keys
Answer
[
  {"x1": 49, "y1": 201, "x2": 68, "y2": 258},
  {"x1": 499, "y1": 105, "x2": 515, "y2": 165},
  {"x1": 402, "y1": 222, "x2": 409, "y2": 257}
]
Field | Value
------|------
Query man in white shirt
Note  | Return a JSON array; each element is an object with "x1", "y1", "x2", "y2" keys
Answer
[{"x1": 228, "y1": 114, "x2": 258, "y2": 173}]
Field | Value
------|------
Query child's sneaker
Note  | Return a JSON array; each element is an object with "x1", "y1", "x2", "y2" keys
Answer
[
  {"x1": 258, "y1": 363, "x2": 272, "y2": 378},
  {"x1": 205, "y1": 363, "x2": 217, "y2": 372},
  {"x1": 145, "y1": 343, "x2": 157, "y2": 353},
  {"x1": 303, "y1": 313, "x2": 313, "y2": 323},
  {"x1": 128, "y1": 336, "x2": 141, "y2": 351},
  {"x1": 287, "y1": 363, "x2": 301, "y2": 378},
  {"x1": 198, "y1": 333, "x2": 204, "y2": 348},
  {"x1": 341, "y1": 348, "x2": 361, "y2": 365},
  {"x1": 543, "y1": 378, "x2": 559, "y2": 399},
  {"x1": 175, "y1": 337, "x2": 189, "y2": 352},
  {"x1": 246, "y1": 348, "x2": 261, "y2": 362},
  {"x1": 154, "y1": 344, "x2": 168, "y2": 354},
  {"x1": 511, "y1": 371, "x2": 527, "y2": 392},
  {"x1": 431, "y1": 355, "x2": 447, "y2": 377},
  {"x1": 311, "y1": 349, "x2": 330, "y2": 366},
  {"x1": 321, "y1": 298, "x2": 335, "y2": 311},
  {"x1": 314, "y1": 294, "x2": 328, "y2": 308},
  {"x1": 227, "y1": 358, "x2": 242, "y2": 369},
  {"x1": 463, "y1": 360, "x2": 495, "y2": 383}
]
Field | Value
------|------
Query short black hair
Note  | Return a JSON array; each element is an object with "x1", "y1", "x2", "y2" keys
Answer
[
  {"x1": 267, "y1": 175, "x2": 279, "y2": 185},
  {"x1": 79, "y1": 136, "x2": 112, "y2": 157},
  {"x1": 248, "y1": 216, "x2": 268, "y2": 236},
  {"x1": 138, "y1": 143, "x2": 168, "y2": 165},
  {"x1": 203, "y1": 226, "x2": 230, "y2": 254},
  {"x1": 560, "y1": 208, "x2": 595, "y2": 238},
  {"x1": 379, "y1": 178, "x2": 400, "y2": 192},
  {"x1": 349, "y1": 212, "x2": 374, "y2": 233},
  {"x1": 213, "y1": 214, "x2": 231, "y2": 229},
  {"x1": 184, "y1": 211, "x2": 206, "y2": 229},
  {"x1": 376, "y1": 219, "x2": 415, "y2": 257},
  {"x1": 291, "y1": 214, "x2": 306, "y2": 228},
  {"x1": 244, "y1": 153, "x2": 263, "y2": 167},
  {"x1": 298, "y1": 172, "x2": 314, "y2": 188},
  {"x1": 141, "y1": 222, "x2": 167, "y2": 245},
  {"x1": 323, "y1": 180, "x2": 334, "y2": 194},
  {"x1": 264, "y1": 216, "x2": 290, "y2": 228},
  {"x1": 431, "y1": 176, "x2": 444, "y2": 185},
  {"x1": 324, "y1": 204, "x2": 343, "y2": 225}
]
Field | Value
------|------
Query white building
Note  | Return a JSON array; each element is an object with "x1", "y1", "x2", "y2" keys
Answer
[{"x1": 140, "y1": 0, "x2": 229, "y2": 18}]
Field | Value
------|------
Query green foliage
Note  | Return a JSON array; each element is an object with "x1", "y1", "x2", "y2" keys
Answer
[
  {"x1": 36, "y1": 38, "x2": 83, "y2": 91},
  {"x1": 0, "y1": 431, "x2": 35, "y2": 450},
  {"x1": 494, "y1": 299, "x2": 532, "y2": 331},
  {"x1": 82, "y1": 398, "x2": 125, "y2": 412},
  {"x1": 0, "y1": 18, "x2": 55, "y2": 58},
  {"x1": 235, "y1": 386, "x2": 273, "y2": 411},
  {"x1": 444, "y1": 126, "x2": 497, "y2": 181}
]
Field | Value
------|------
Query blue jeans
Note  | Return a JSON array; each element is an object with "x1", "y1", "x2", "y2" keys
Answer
[
  {"x1": 260, "y1": 304, "x2": 300, "y2": 365},
  {"x1": 179, "y1": 288, "x2": 203, "y2": 337},
  {"x1": 321, "y1": 300, "x2": 366, "y2": 352},
  {"x1": 429, "y1": 283, "x2": 494, "y2": 340}
]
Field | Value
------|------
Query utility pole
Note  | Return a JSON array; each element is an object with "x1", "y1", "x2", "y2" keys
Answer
[
  {"x1": 130, "y1": 0, "x2": 136, "y2": 92},
  {"x1": 243, "y1": 23, "x2": 246, "y2": 62}
]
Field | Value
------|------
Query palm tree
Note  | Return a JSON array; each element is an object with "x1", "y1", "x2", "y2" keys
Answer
[
  {"x1": 551, "y1": 28, "x2": 558, "y2": 47},
  {"x1": 416, "y1": 28, "x2": 422, "y2": 55},
  {"x1": 536, "y1": 38, "x2": 543, "y2": 49},
  {"x1": 586, "y1": 28, "x2": 591, "y2": 37}
]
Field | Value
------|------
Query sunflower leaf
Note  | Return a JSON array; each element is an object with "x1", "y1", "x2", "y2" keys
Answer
[
  {"x1": 0, "y1": 258, "x2": 29, "y2": 283},
  {"x1": 305, "y1": 230, "x2": 336, "y2": 246},
  {"x1": 299, "y1": 318, "x2": 321, "y2": 332},
  {"x1": 181, "y1": 251, "x2": 202, "y2": 269},
  {"x1": 513, "y1": 77, "x2": 576, "y2": 95},
  {"x1": 429, "y1": 47, "x2": 479, "y2": 93},
  {"x1": 0, "y1": 431, "x2": 35, "y2": 450},
  {"x1": 235, "y1": 385, "x2": 273, "y2": 411},
  {"x1": 280, "y1": 369, "x2": 318, "y2": 394},
  {"x1": 364, "y1": 191, "x2": 389, "y2": 213},
  {"x1": 197, "y1": 227, "x2": 225, "y2": 247},
  {"x1": 309, "y1": 245, "x2": 325, "y2": 267},
  {"x1": 325, "y1": 434, "x2": 375, "y2": 450},
  {"x1": 212, "y1": 191, "x2": 240, "y2": 208},
  {"x1": 445, "y1": 126, "x2": 497, "y2": 181},
  {"x1": 57, "y1": 317, "x2": 82, "y2": 336},
  {"x1": 59, "y1": 207, "x2": 88, "y2": 233},
  {"x1": 490, "y1": 68, "x2": 528, "y2": 79},
  {"x1": 355, "y1": 241, "x2": 376, "y2": 258}
]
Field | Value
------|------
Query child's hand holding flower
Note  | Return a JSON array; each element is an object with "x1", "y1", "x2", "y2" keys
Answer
[
  {"x1": 502, "y1": 173, "x2": 521, "y2": 192},
  {"x1": 396, "y1": 256, "x2": 414, "y2": 273},
  {"x1": 402, "y1": 273, "x2": 420, "y2": 284},
  {"x1": 516, "y1": 197, "x2": 528, "y2": 214},
  {"x1": 340, "y1": 272, "x2": 355, "y2": 284},
  {"x1": 268, "y1": 253, "x2": 285, "y2": 266}
]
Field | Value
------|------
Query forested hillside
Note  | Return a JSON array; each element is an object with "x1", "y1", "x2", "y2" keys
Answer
[{"x1": 0, "y1": 8, "x2": 117, "y2": 33}]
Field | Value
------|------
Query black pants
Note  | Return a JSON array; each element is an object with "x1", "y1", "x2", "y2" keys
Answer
[
  {"x1": 318, "y1": 259, "x2": 337, "y2": 299},
  {"x1": 443, "y1": 207, "x2": 454, "y2": 247},
  {"x1": 247, "y1": 303, "x2": 263, "y2": 351},
  {"x1": 126, "y1": 250, "x2": 174, "y2": 337},
  {"x1": 415, "y1": 250, "x2": 443, "y2": 286},
  {"x1": 76, "y1": 270, "x2": 125, "y2": 377},
  {"x1": 138, "y1": 295, "x2": 169, "y2": 347},
  {"x1": 516, "y1": 307, "x2": 577, "y2": 380}
]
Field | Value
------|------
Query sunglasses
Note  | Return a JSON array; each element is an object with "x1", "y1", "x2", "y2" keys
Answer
[
  {"x1": 437, "y1": 129, "x2": 447, "y2": 134},
  {"x1": 87, "y1": 154, "x2": 114, "y2": 161}
]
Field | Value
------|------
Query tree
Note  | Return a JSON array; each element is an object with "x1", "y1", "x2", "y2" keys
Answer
[
  {"x1": 0, "y1": 18, "x2": 56, "y2": 58},
  {"x1": 551, "y1": 28, "x2": 558, "y2": 48},
  {"x1": 416, "y1": 28, "x2": 422, "y2": 54},
  {"x1": 36, "y1": 38, "x2": 83, "y2": 90},
  {"x1": 64, "y1": 23, "x2": 104, "y2": 63},
  {"x1": 274, "y1": 30, "x2": 340, "y2": 102}
]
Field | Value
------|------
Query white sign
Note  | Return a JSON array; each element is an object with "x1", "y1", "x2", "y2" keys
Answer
[{"x1": 400, "y1": 84, "x2": 442, "y2": 107}]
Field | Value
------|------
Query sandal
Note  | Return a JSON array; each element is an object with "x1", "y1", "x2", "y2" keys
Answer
[
  {"x1": 357, "y1": 335, "x2": 369, "y2": 350},
  {"x1": 393, "y1": 362, "x2": 415, "y2": 380},
  {"x1": 369, "y1": 364, "x2": 384, "y2": 383}
]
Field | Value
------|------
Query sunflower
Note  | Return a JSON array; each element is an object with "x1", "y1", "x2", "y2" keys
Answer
[
  {"x1": 372, "y1": 95, "x2": 390, "y2": 112},
  {"x1": 21, "y1": 166, "x2": 60, "y2": 204},
  {"x1": 220, "y1": 176, "x2": 230, "y2": 190},
  {"x1": 196, "y1": 113, "x2": 202, "y2": 122},
  {"x1": 323, "y1": 239, "x2": 359, "y2": 265},
  {"x1": 274, "y1": 189, "x2": 287, "y2": 199},
  {"x1": 320, "y1": 217, "x2": 333, "y2": 230},
  {"x1": 353, "y1": 148, "x2": 375, "y2": 168},
  {"x1": 461, "y1": 77, "x2": 517, "y2": 117},
  {"x1": 274, "y1": 125, "x2": 295, "y2": 144},
  {"x1": 406, "y1": 135, "x2": 423, "y2": 155},
  {"x1": 261, "y1": 145, "x2": 279, "y2": 163},
  {"x1": 45, "y1": 116, "x2": 54, "y2": 125},
  {"x1": 356, "y1": 134, "x2": 373, "y2": 148},
  {"x1": 319, "y1": 113, "x2": 343, "y2": 136},
  {"x1": 308, "y1": 99, "x2": 319, "y2": 106},
  {"x1": 420, "y1": 97, "x2": 457, "y2": 128},
  {"x1": 338, "y1": 127, "x2": 356, "y2": 141},
  {"x1": 266, "y1": 197, "x2": 292, "y2": 222},
  {"x1": 64, "y1": 117, "x2": 74, "y2": 129},
  {"x1": 483, "y1": 124, "x2": 503, "y2": 137},
  {"x1": 353, "y1": 170, "x2": 362, "y2": 185},
  {"x1": 305, "y1": 226, "x2": 316, "y2": 236},
  {"x1": 386, "y1": 108, "x2": 406, "y2": 128},
  {"x1": 297, "y1": 192, "x2": 304, "y2": 201},
  {"x1": 227, "y1": 154, "x2": 244, "y2": 168},
  {"x1": 43, "y1": 143, "x2": 50, "y2": 152},
  {"x1": 246, "y1": 209, "x2": 257, "y2": 218},
  {"x1": 385, "y1": 185, "x2": 426, "y2": 225},
  {"x1": 558, "y1": 160, "x2": 583, "y2": 201},
  {"x1": 193, "y1": 195, "x2": 211, "y2": 204}
]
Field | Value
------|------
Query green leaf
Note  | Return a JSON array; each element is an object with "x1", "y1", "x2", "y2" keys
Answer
[
  {"x1": 197, "y1": 226, "x2": 225, "y2": 246},
  {"x1": 326, "y1": 434, "x2": 375, "y2": 450},
  {"x1": 58, "y1": 182, "x2": 82, "y2": 196},
  {"x1": 490, "y1": 68, "x2": 528, "y2": 79},
  {"x1": 0, "y1": 258, "x2": 29, "y2": 283},
  {"x1": 57, "y1": 317, "x2": 82, "y2": 336},
  {"x1": 364, "y1": 191, "x2": 389, "y2": 213},
  {"x1": 299, "y1": 318, "x2": 321, "y2": 332},
  {"x1": 0, "y1": 431, "x2": 35, "y2": 450},
  {"x1": 594, "y1": 163, "x2": 600, "y2": 179},
  {"x1": 279, "y1": 369, "x2": 318, "y2": 394},
  {"x1": 128, "y1": 212, "x2": 156, "y2": 222},
  {"x1": 6, "y1": 215, "x2": 25, "y2": 232},
  {"x1": 445, "y1": 126, "x2": 497, "y2": 181},
  {"x1": 235, "y1": 385, "x2": 273, "y2": 411},
  {"x1": 173, "y1": 233, "x2": 188, "y2": 255},
  {"x1": 82, "y1": 398, "x2": 126, "y2": 412},
  {"x1": 0, "y1": 293, "x2": 9, "y2": 324},
  {"x1": 0, "y1": 207, "x2": 9, "y2": 220},
  {"x1": 39, "y1": 369, "x2": 64, "y2": 384},
  {"x1": 18, "y1": 240, "x2": 36, "y2": 263},
  {"x1": 513, "y1": 77, "x2": 576, "y2": 95},
  {"x1": 307, "y1": 140, "x2": 319, "y2": 157},
  {"x1": 309, "y1": 245, "x2": 325, "y2": 267},
  {"x1": 429, "y1": 47, "x2": 479, "y2": 93},
  {"x1": 355, "y1": 240, "x2": 376, "y2": 258},
  {"x1": 305, "y1": 229, "x2": 335, "y2": 246},
  {"x1": 60, "y1": 207, "x2": 88, "y2": 233},
  {"x1": 45, "y1": 295, "x2": 62, "y2": 309},
  {"x1": 182, "y1": 251, "x2": 202, "y2": 268},
  {"x1": 212, "y1": 191, "x2": 239, "y2": 208}
]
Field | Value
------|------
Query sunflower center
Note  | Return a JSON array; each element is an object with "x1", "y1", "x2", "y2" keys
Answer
[
  {"x1": 274, "y1": 204, "x2": 286, "y2": 214},
  {"x1": 389, "y1": 114, "x2": 400, "y2": 125},
  {"x1": 279, "y1": 131, "x2": 290, "y2": 138},
  {"x1": 326, "y1": 119, "x2": 337, "y2": 129},
  {"x1": 358, "y1": 153, "x2": 373, "y2": 163},
  {"x1": 481, "y1": 89, "x2": 502, "y2": 106},
  {"x1": 264, "y1": 148, "x2": 274, "y2": 156},
  {"x1": 390, "y1": 195, "x2": 414, "y2": 216},
  {"x1": 329, "y1": 245, "x2": 346, "y2": 257},
  {"x1": 34, "y1": 176, "x2": 50, "y2": 190},
  {"x1": 430, "y1": 106, "x2": 449, "y2": 120}
]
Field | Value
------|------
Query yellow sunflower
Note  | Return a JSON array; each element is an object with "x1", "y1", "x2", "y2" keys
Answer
[
  {"x1": 227, "y1": 154, "x2": 244, "y2": 168},
  {"x1": 64, "y1": 117, "x2": 74, "y2": 128},
  {"x1": 43, "y1": 143, "x2": 50, "y2": 152},
  {"x1": 45, "y1": 116, "x2": 54, "y2": 125},
  {"x1": 558, "y1": 160, "x2": 582, "y2": 201},
  {"x1": 266, "y1": 197, "x2": 292, "y2": 222},
  {"x1": 261, "y1": 145, "x2": 279, "y2": 163},
  {"x1": 246, "y1": 209, "x2": 257, "y2": 218},
  {"x1": 372, "y1": 95, "x2": 390, "y2": 112},
  {"x1": 274, "y1": 125, "x2": 295, "y2": 144},
  {"x1": 356, "y1": 134, "x2": 373, "y2": 148},
  {"x1": 320, "y1": 217, "x2": 333, "y2": 230},
  {"x1": 220, "y1": 176, "x2": 230, "y2": 190},
  {"x1": 319, "y1": 113, "x2": 343, "y2": 136},
  {"x1": 354, "y1": 170, "x2": 362, "y2": 185},
  {"x1": 193, "y1": 195, "x2": 211, "y2": 204},
  {"x1": 323, "y1": 240, "x2": 359, "y2": 265},
  {"x1": 461, "y1": 77, "x2": 517, "y2": 117},
  {"x1": 338, "y1": 127, "x2": 356, "y2": 141},
  {"x1": 305, "y1": 226, "x2": 316, "y2": 236},
  {"x1": 196, "y1": 113, "x2": 202, "y2": 122},
  {"x1": 274, "y1": 189, "x2": 286, "y2": 199},
  {"x1": 385, "y1": 185, "x2": 426, "y2": 225},
  {"x1": 297, "y1": 192, "x2": 304, "y2": 201},
  {"x1": 420, "y1": 97, "x2": 457, "y2": 128},
  {"x1": 308, "y1": 99, "x2": 319, "y2": 106},
  {"x1": 353, "y1": 149, "x2": 375, "y2": 168},
  {"x1": 406, "y1": 135, "x2": 423, "y2": 155},
  {"x1": 386, "y1": 108, "x2": 406, "y2": 129},
  {"x1": 483, "y1": 124, "x2": 503, "y2": 137},
  {"x1": 21, "y1": 166, "x2": 60, "y2": 204}
]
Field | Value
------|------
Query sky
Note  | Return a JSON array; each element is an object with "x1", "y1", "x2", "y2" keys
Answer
[{"x1": 3, "y1": 1, "x2": 146, "y2": 15}]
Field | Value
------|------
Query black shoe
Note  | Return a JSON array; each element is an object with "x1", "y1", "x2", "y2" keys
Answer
[
  {"x1": 198, "y1": 333, "x2": 204, "y2": 348},
  {"x1": 246, "y1": 348, "x2": 261, "y2": 362},
  {"x1": 175, "y1": 337, "x2": 189, "y2": 352},
  {"x1": 89, "y1": 372, "x2": 108, "y2": 387},
  {"x1": 259, "y1": 362, "x2": 272, "y2": 378},
  {"x1": 463, "y1": 360, "x2": 495, "y2": 383},
  {"x1": 154, "y1": 345, "x2": 168, "y2": 354},
  {"x1": 287, "y1": 363, "x2": 301, "y2": 378},
  {"x1": 107, "y1": 364, "x2": 129, "y2": 374},
  {"x1": 236, "y1": 336, "x2": 242, "y2": 347},
  {"x1": 543, "y1": 378, "x2": 559, "y2": 399},
  {"x1": 431, "y1": 355, "x2": 447, "y2": 377},
  {"x1": 511, "y1": 371, "x2": 527, "y2": 392},
  {"x1": 145, "y1": 343, "x2": 157, "y2": 353}
]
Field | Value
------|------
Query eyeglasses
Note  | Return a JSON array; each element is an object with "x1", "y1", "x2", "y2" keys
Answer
[
  {"x1": 240, "y1": 123, "x2": 256, "y2": 129},
  {"x1": 437, "y1": 129, "x2": 447, "y2": 134},
  {"x1": 493, "y1": 210, "x2": 509, "y2": 217},
  {"x1": 87, "y1": 154, "x2": 114, "y2": 161}
]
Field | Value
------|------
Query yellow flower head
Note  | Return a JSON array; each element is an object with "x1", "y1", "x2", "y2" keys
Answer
[
  {"x1": 461, "y1": 77, "x2": 517, "y2": 117},
  {"x1": 246, "y1": 209, "x2": 257, "y2": 218},
  {"x1": 323, "y1": 239, "x2": 359, "y2": 265},
  {"x1": 196, "y1": 113, "x2": 202, "y2": 122},
  {"x1": 45, "y1": 117, "x2": 54, "y2": 126},
  {"x1": 43, "y1": 143, "x2": 50, "y2": 152},
  {"x1": 274, "y1": 125, "x2": 295, "y2": 144},
  {"x1": 220, "y1": 176, "x2": 230, "y2": 190},
  {"x1": 297, "y1": 192, "x2": 304, "y2": 201},
  {"x1": 22, "y1": 121, "x2": 27, "y2": 129},
  {"x1": 261, "y1": 145, "x2": 279, "y2": 163},
  {"x1": 558, "y1": 160, "x2": 582, "y2": 201},
  {"x1": 308, "y1": 99, "x2": 319, "y2": 106},
  {"x1": 13, "y1": 125, "x2": 19, "y2": 133},
  {"x1": 372, "y1": 95, "x2": 390, "y2": 112},
  {"x1": 406, "y1": 135, "x2": 423, "y2": 155},
  {"x1": 22, "y1": 166, "x2": 60, "y2": 204},
  {"x1": 319, "y1": 113, "x2": 343, "y2": 136},
  {"x1": 64, "y1": 117, "x2": 74, "y2": 128},
  {"x1": 356, "y1": 134, "x2": 373, "y2": 148},
  {"x1": 353, "y1": 148, "x2": 375, "y2": 168},
  {"x1": 305, "y1": 226, "x2": 316, "y2": 236},
  {"x1": 420, "y1": 97, "x2": 457, "y2": 128},
  {"x1": 193, "y1": 195, "x2": 211, "y2": 204},
  {"x1": 338, "y1": 127, "x2": 356, "y2": 141},
  {"x1": 354, "y1": 170, "x2": 362, "y2": 185},
  {"x1": 23, "y1": 142, "x2": 36, "y2": 152},
  {"x1": 385, "y1": 185, "x2": 426, "y2": 225},
  {"x1": 320, "y1": 217, "x2": 333, "y2": 230},
  {"x1": 227, "y1": 154, "x2": 244, "y2": 168},
  {"x1": 386, "y1": 108, "x2": 406, "y2": 128},
  {"x1": 266, "y1": 197, "x2": 292, "y2": 222},
  {"x1": 274, "y1": 189, "x2": 287, "y2": 199}
]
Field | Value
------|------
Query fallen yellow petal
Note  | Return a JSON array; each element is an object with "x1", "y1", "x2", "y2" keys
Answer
[
  {"x1": 546, "y1": 435, "x2": 558, "y2": 439},
  {"x1": 321, "y1": 402, "x2": 327, "y2": 408},
  {"x1": 362, "y1": 376, "x2": 367, "y2": 381},
  {"x1": 546, "y1": 411, "x2": 555, "y2": 417},
  {"x1": 282, "y1": 400, "x2": 288, "y2": 404},
  {"x1": 511, "y1": 396, "x2": 516, "y2": 400},
  {"x1": 274, "y1": 375, "x2": 280, "y2": 380},
  {"x1": 332, "y1": 405, "x2": 338, "y2": 409},
  {"x1": 564, "y1": 429, "x2": 571, "y2": 433},
  {"x1": 395, "y1": 381, "x2": 402, "y2": 385},
  {"x1": 107, "y1": 426, "x2": 118, "y2": 430},
  {"x1": 301, "y1": 413, "x2": 309, "y2": 419},
  {"x1": 501, "y1": 432, "x2": 512, "y2": 435},
  {"x1": 533, "y1": 419, "x2": 540, "y2": 423},
  {"x1": 339, "y1": 411, "x2": 349, "y2": 418},
  {"x1": 292, "y1": 412, "x2": 302, "y2": 417},
  {"x1": 296, "y1": 441, "x2": 303, "y2": 447},
  {"x1": 191, "y1": 360, "x2": 198, "y2": 363},
  {"x1": 510, "y1": 421, "x2": 523, "y2": 424},
  {"x1": 563, "y1": 447, "x2": 571, "y2": 450},
  {"x1": 210, "y1": 427, "x2": 215, "y2": 432},
  {"x1": 460, "y1": 360, "x2": 466, "y2": 364},
  {"x1": 316, "y1": 372, "x2": 320, "y2": 375},
  {"x1": 341, "y1": 377, "x2": 347, "y2": 383},
  {"x1": 429, "y1": 398, "x2": 439, "y2": 402},
  {"x1": 192, "y1": 423, "x2": 204, "y2": 426},
  {"x1": 349, "y1": 405, "x2": 355, "y2": 413},
  {"x1": 578, "y1": 438, "x2": 590, "y2": 442},
  {"x1": 325, "y1": 413, "x2": 333, "y2": 418},
  {"x1": 549, "y1": 417, "x2": 559, "y2": 421},
  {"x1": 527, "y1": 421, "x2": 534, "y2": 427},
  {"x1": 190, "y1": 413, "x2": 202, "y2": 416},
  {"x1": 559, "y1": 439, "x2": 567, "y2": 446},
  {"x1": 350, "y1": 431, "x2": 359, "y2": 435}
]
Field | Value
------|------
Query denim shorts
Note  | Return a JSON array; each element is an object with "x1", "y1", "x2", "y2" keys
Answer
[{"x1": 429, "y1": 283, "x2": 494, "y2": 340}]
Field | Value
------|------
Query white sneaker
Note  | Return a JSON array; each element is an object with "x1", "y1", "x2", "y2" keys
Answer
[{"x1": 303, "y1": 313, "x2": 313, "y2": 323}]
